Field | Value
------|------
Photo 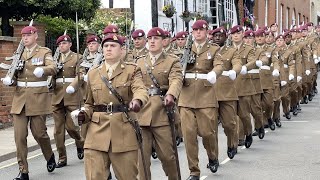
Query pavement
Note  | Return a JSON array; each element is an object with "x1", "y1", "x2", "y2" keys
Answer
[{"x1": 0, "y1": 76, "x2": 320, "y2": 180}]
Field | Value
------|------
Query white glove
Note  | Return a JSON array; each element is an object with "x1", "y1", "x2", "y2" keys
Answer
[
  {"x1": 272, "y1": 69, "x2": 280, "y2": 77},
  {"x1": 1, "y1": 76, "x2": 13, "y2": 86},
  {"x1": 228, "y1": 70, "x2": 237, "y2": 80},
  {"x1": 289, "y1": 74, "x2": 294, "y2": 81},
  {"x1": 297, "y1": 76, "x2": 302, "y2": 82},
  {"x1": 306, "y1": 70, "x2": 311, "y2": 76},
  {"x1": 83, "y1": 74, "x2": 88, "y2": 82},
  {"x1": 315, "y1": 58, "x2": 320, "y2": 64},
  {"x1": 281, "y1": 81, "x2": 287, "y2": 86},
  {"x1": 207, "y1": 71, "x2": 217, "y2": 84},
  {"x1": 66, "y1": 86, "x2": 75, "y2": 94},
  {"x1": 256, "y1": 60, "x2": 263, "y2": 68},
  {"x1": 240, "y1": 66, "x2": 247, "y2": 75},
  {"x1": 33, "y1": 67, "x2": 44, "y2": 78},
  {"x1": 71, "y1": 109, "x2": 81, "y2": 125}
]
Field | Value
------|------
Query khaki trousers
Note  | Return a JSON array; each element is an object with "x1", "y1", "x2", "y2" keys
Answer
[
  {"x1": 281, "y1": 85, "x2": 290, "y2": 114},
  {"x1": 218, "y1": 101, "x2": 238, "y2": 148},
  {"x1": 250, "y1": 94, "x2": 264, "y2": 129},
  {"x1": 180, "y1": 107, "x2": 218, "y2": 176},
  {"x1": 138, "y1": 125, "x2": 178, "y2": 180},
  {"x1": 52, "y1": 100, "x2": 84, "y2": 162},
  {"x1": 289, "y1": 81, "x2": 298, "y2": 107},
  {"x1": 237, "y1": 96, "x2": 253, "y2": 138},
  {"x1": 13, "y1": 109, "x2": 53, "y2": 173},
  {"x1": 84, "y1": 148, "x2": 138, "y2": 180},
  {"x1": 261, "y1": 88, "x2": 274, "y2": 125}
]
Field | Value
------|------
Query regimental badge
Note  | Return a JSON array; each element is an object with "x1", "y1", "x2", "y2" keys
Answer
[
  {"x1": 220, "y1": 29, "x2": 224, "y2": 33},
  {"x1": 157, "y1": 30, "x2": 161, "y2": 35},
  {"x1": 94, "y1": 38, "x2": 97, "y2": 41},
  {"x1": 64, "y1": 37, "x2": 68, "y2": 41},
  {"x1": 112, "y1": 28, "x2": 116, "y2": 32},
  {"x1": 113, "y1": 35, "x2": 118, "y2": 41},
  {"x1": 250, "y1": 32, "x2": 253, "y2": 36},
  {"x1": 207, "y1": 52, "x2": 212, "y2": 59},
  {"x1": 203, "y1": 24, "x2": 207, "y2": 28},
  {"x1": 138, "y1": 32, "x2": 142, "y2": 36}
]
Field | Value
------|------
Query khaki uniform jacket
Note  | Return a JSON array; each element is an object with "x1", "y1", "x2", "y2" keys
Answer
[
  {"x1": 255, "y1": 45, "x2": 275, "y2": 89},
  {"x1": 235, "y1": 44, "x2": 257, "y2": 96},
  {"x1": 298, "y1": 38, "x2": 311, "y2": 81},
  {"x1": 83, "y1": 61, "x2": 148, "y2": 153},
  {"x1": 136, "y1": 53, "x2": 183, "y2": 127},
  {"x1": 289, "y1": 41, "x2": 303, "y2": 81},
  {"x1": 271, "y1": 47, "x2": 287, "y2": 85},
  {"x1": 178, "y1": 42, "x2": 224, "y2": 108},
  {"x1": 214, "y1": 45, "x2": 242, "y2": 101},
  {"x1": 52, "y1": 51, "x2": 84, "y2": 106},
  {"x1": 311, "y1": 34, "x2": 320, "y2": 69},
  {"x1": 127, "y1": 47, "x2": 149, "y2": 62},
  {"x1": 251, "y1": 48, "x2": 264, "y2": 94},
  {"x1": 279, "y1": 46, "x2": 295, "y2": 81},
  {"x1": 163, "y1": 44, "x2": 176, "y2": 55},
  {"x1": 10, "y1": 45, "x2": 57, "y2": 116}
]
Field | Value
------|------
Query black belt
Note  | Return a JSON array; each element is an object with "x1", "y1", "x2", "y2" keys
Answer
[
  {"x1": 148, "y1": 88, "x2": 167, "y2": 96},
  {"x1": 93, "y1": 104, "x2": 129, "y2": 113}
]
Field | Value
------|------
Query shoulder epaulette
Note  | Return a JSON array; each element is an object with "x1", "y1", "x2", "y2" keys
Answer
[
  {"x1": 39, "y1": 46, "x2": 51, "y2": 51},
  {"x1": 124, "y1": 61, "x2": 138, "y2": 66}
]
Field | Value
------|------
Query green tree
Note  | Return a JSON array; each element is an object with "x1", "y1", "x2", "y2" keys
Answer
[{"x1": 0, "y1": 0, "x2": 100, "y2": 36}]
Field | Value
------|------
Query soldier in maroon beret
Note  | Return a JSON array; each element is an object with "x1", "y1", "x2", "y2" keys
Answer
[
  {"x1": 243, "y1": 30, "x2": 255, "y2": 45},
  {"x1": 207, "y1": 29, "x2": 214, "y2": 41},
  {"x1": 265, "y1": 31, "x2": 275, "y2": 46},
  {"x1": 180, "y1": 19, "x2": 224, "y2": 178},
  {"x1": 175, "y1": 31, "x2": 188, "y2": 49},
  {"x1": 211, "y1": 27, "x2": 227, "y2": 46},
  {"x1": 3, "y1": 25, "x2": 58, "y2": 180},
  {"x1": 162, "y1": 30, "x2": 175, "y2": 54},
  {"x1": 270, "y1": 23, "x2": 278, "y2": 34},
  {"x1": 128, "y1": 29, "x2": 148, "y2": 61}
]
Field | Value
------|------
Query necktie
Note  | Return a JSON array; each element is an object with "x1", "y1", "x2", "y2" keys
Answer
[
  {"x1": 108, "y1": 66, "x2": 113, "y2": 78},
  {"x1": 151, "y1": 56, "x2": 156, "y2": 65},
  {"x1": 27, "y1": 49, "x2": 31, "y2": 58},
  {"x1": 197, "y1": 45, "x2": 202, "y2": 54}
]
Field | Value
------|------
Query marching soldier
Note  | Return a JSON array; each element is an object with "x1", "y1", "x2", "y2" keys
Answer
[
  {"x1": 234, "y1": 29, "x2": 258, "y2": 148},
  {"x1": 52, "y1": 34, "x2": 85, "y2": 168},
  {"x1": 103, "y1": 24, "x2": 119, "y2": 36},
  {"x1": 212, "y1": 26, "x2": 242, "y2": 159},
  {"x1": 178, "y1": 20, "x2": 224, "y2": 180},
  {"x1": 136, "y1": 27, "x2": 183, "y2": 180},
  {"x1": 174, "y1": 31, "x2": 188, "y2": 58},
  {"x1": 71, "y1": 34, "x2": 148, "y2": 180},
  {"x1": 163, "y1": 31, "x2": 175, "y2": 54},
  {"x1": 244, "y1": 29, "x2": 265, "y2": 138},
  {"x1": 81, "y1": 35, "x2": 101, "y2": 139},
  {"x1": 1, "y1": 25, "x2": 57, "y2": 180},
  {"x1": 254, "y1": 29, "x2": 277, "y2": 130},
  {"x1": 127, "y1": 29, "x2": 149, "y2": 61},
  {"x1": 311, "y1": 25, "x2": 320, "y2": 95}
]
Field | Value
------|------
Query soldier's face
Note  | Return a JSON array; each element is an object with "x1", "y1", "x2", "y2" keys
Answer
[
  {"x1": 22, "y1": 33, "x2": 38, "y2": 47},
  {"x1": 270, "y1": 25, "x2": 278, "y2": 32},
  {"x1": 103, "y1": 42, "x2": 122, "y2": 61},
  {"x1": 316, "y1": 28, "x2": 320, "y2": 33},
  {"x1": 231, "y1": 31, "x2": 244, "y2": 43},
  {"x1": 162, "y1": 37, "x2": 171, "y2": 47},
  {"x1": 212, "y1": 32, "x2": 226, "y2": 45},
  {"x1": 244, "y1": 37, "x2": 255, "y2": 46},
  {"x1": 265, "y1": 35, "x2": 274, "y2": 44},
  {"x1": 147, "y1": 36, "x2": 163, "y2": 54},
  {"x1": 291, "y1": 32, "x2": 297, "y2": 39},
  {"x1": 276, "y1": 38, "x2": 285, "y2": 47},
  {"x1": 207, "y1": 34, "x2": 213, "y2": 40},
  {"x1": 176, "y1": 38, "x2": 187, "y2": 47},
  {"x1": 59, "y1": 41, "x2": 72, "y2": 53},
  {"x1": 255, "y1": 35, "x2": 265, "y2": 45},
  {"x1": 133, "y1": 37, "x2": 146, "y2": 49},
  {"x1": 285, "y1": 35, "x2": 292, "y2": 44},
  {"x1": 87, "y1": 42, "x2": 100, "y2": 53},
  {"x1": 192, "y1": 28, "x2": 207, "y2": 42},
  {"x1": 308, "y1": 26, "x2": 313, "y2": 32},
  {"x1": 302, "y1": 30, "x2": 308, "y2": 37}
]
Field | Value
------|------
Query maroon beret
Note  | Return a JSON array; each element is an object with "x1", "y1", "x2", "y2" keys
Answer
[
  {"x1": 164, "y1": 31, "x2": 171, "y2": 38},
  {"x1": 176, "y1": 31, "x2": 188, "y2": 39},
  {"x1": 315, "y1": 25, "x2": 320, "y2": 29},
  {"x1": 147, "y1": 27, "x2": 165, "y2": 38},
  {"x1": 56, "y1": 35, "x2": 71, "y2": 45},
  {"x1": 306, "y1": 22, "x2": 313, "y2": 26},
  {"x1": 212, "y1": 27, "x2": 226, "y2": 35},
  {"x1": 244, "y1": 30, "x2": 255, "y2": 38},
  {"x1": 270, "y1": 23, "x2": 278, "y2": 27},
  {"x1": 260, "y1": 26, "x2": 269, "y2": 31},
  {"x1": 207, "y1": 29, "x2": 214, "y2": 35},
  {"x1": 103, "y1": 24, "x2": 119, "y2": 35},
  {"x1": 275, "y1": 34, "x2": 285, "y2": 40},
  {"x1": 284, "y1": 32, "x2": 291, "y2": 37},
  {"x1": 283, "y1": 29, "x2": 289, "y2": 33},
  {"x1": 86, "y1": 35, "x2": 100, "y2": 43},
  {"x1": 230, "y1": 25, "x2": 243, "y2": 34},
  {"x1": 192, "y1": 20, "x2": 208, "y2": 29},
  {"x1": 132, "y1": 29, "x2": 145, "y2": 39},
  {"x1": 101, "y1": 34, "x2": 124, "y2": 46},
  {"x1": 21, "y1": 26, "x2": 37, "y2": 34},
  {"x1": 171, "y1": 37, "x2": 176, "y2": 42},
  {"x1": 300, "y1": 25, "x2": 308, "y2": 31},
  {"x1": 254, "y1": 29, "x2": 265, "y2": 36}
]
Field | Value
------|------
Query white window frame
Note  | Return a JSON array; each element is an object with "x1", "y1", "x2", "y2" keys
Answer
[
  {"x1": 265, "y1": 0, "x2": 268, "y2": 26},
  {"x1": 224, "y1": 0, "x2": 234, "y2": 23},
  {"x1": 280, "y1": 4, "x2": 283, "y2": 33},
  {"x1": 198, "y1": 0, "x2": 209, "y2": 16},
  {"x1": 286, "y1": 7, "x2": 289, "y2": 29}
]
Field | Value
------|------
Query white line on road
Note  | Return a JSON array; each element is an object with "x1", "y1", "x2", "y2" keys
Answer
[
  {"x1": 281, "y1": 121, "x2": 309, "y2": 123},
  {"x1": 0, "y1": 141, "x2": 75, "y2": 170},
  {"x1": 200, "y1": 175, "x2": 208, "y2": 180}
]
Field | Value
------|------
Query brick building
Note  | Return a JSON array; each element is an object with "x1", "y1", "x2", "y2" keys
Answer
[
  {"x1": 253, "y1": 0, "x2": 310, "y2": 33},
  {"x1": 310, "y1": 0, "x2": 320, "y2": 25}
]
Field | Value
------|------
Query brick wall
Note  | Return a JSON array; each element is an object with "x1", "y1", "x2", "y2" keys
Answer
[
  {"x1": 254, "y1": 0, "x2": 310, "y2": 32},
  {"x1": 0, "y1": 21, "x2": 46, "y2": 126}
]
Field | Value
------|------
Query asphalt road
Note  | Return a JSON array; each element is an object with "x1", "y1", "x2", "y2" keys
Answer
[{"x1": 1, "y1": 87, "x2": 319, "y2": 180}]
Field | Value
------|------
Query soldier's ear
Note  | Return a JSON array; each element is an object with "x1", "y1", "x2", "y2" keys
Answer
[{"x1": 34, "y1": 32, "x2": 38, "y2": 40}]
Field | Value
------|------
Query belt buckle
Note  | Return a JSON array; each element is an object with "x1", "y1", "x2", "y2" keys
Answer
[
  {"x1": 195, "y1": 73, "x2": 198, "y2": 80},
  {"x1": 106, "y1": 103, "x2": 113, "y2": 114},
  {"x1": 25, "y1": 82, "x2": 27, "y2": 88}
]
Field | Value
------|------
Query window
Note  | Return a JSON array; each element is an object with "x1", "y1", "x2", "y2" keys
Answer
[
  {"x1": 210, "y1": 0, "x2": 219, "y2": 27},
  {"x1": 298, "y1": 13, "x2": 301, "y2": 24},
  {"x1": 224, "y1": 0, "x2": 234, "y2": 23},
  {"x1": 292, "y1": 9, "x2": 296, "y2": 27},
  {"x1": 276, "y1": 0, "x2": 279, "y2": 24},
  {"x1": 198, "y1": 0, "x2": 209, "y2": 15},
  {"x1": 158, "y1": 0, "x2": 171, "y2": 11},
  {"x1": 286, "y1": 7, "x2": 289, "y2": 29},
  {"x1": 265, "y1": 0, "x2": 268, "y2": 26},
  {"x1": 280, "y1": 4, "x2": 283, "y2": 32}
]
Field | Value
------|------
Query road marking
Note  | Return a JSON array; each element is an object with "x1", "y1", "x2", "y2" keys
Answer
[
  {"x1": 221, "y1": 158, "x2": 230, "y2": 164},
  {"x1": 200, "y1": 176, "x2": 207, "y2": 180},
  {"x1": 281, "y1": 121, "x2": 309, "y2": 123},
  {"x1": 0, "y1": 141, "x2": 75, "y2": 170}
]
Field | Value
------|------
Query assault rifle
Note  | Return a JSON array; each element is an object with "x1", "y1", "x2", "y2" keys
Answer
[
  {"x1": 0, "y1": 20, "x2": 34, "y2": 80},
  {"x1": 180, "y1": 34, "x2": 195, "y2": 76}
]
